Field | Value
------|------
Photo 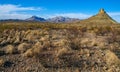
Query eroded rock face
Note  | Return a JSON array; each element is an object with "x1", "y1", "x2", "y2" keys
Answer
[{"x1": 0, "y1": 29, "x2": 120, "y2": 72}]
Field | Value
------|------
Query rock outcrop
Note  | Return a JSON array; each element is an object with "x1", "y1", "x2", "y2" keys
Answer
[{"x1": 79, "y1": 9, "x2": 117, "y2": 24}]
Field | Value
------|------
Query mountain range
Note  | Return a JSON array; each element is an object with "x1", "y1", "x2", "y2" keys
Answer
[
  {"x1": 0, "y1": 9, "x2": 118, "y2": 23},
  {"x1": 0, "y1": 16, "x2": 80, "y2": 23},
  {"x1": 25, "y1": 16, "x2": 80, "y2": 23}
]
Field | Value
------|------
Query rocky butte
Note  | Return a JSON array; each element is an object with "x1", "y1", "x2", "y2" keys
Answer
[{"x1": 79, "y1": 9, "x2": 117, "y2": 24}]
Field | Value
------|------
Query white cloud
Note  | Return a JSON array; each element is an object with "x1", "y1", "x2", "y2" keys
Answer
[
  {"x1": 108, "y1": 12, "x2": 120, "y2": 16},
  {"x1": 0, "y1": 13, "x2": 32, "y2": 20},
  {"x1": 0, "y1": 4, "x2": 42, "y2": 19},
  {"x1": 108, "y1": 12, "x2": 120, "y2": 22},
  {"x1": 0, "y1": 4, "x2": 42, "y2": 13}
]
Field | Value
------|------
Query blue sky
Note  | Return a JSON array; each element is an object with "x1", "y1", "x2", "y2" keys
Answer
[{"x1": 0, "y1": 0, "x2": 120, "y2": 22}]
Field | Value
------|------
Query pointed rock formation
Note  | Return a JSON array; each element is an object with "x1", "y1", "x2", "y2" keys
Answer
[
  {"x1": 79, "y1": 9, "x2": 117, "y2": 24},
  {"x1": 98, "y1": 8, "x2": 106, "y2": 14}
]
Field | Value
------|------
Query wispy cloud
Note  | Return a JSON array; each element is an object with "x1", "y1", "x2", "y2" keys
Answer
[
  {"x1": 0, "y1": 4, "x2": 43, "y2": 19},
  {"x1": 108, "y1": 12, "x2": 120, "y2": 22},
  {"x1": 0, "y1": 4, "x2": 42, "y2": 13},
  {"x1": 0, "y1": 13, "x2": 32, "y2": 20},
  {"x1": 108, "y1": 12, "x2": 120, "y2": 16}
]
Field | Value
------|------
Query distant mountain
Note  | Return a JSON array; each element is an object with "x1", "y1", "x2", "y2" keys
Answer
[
  {"x1": 25, "y1": 16, "x2": 80, "y2": 23},
  {"x1": 26, "y1": 16, "x2": 46, "y2": 22},
  {"x1": 47, "y1": 16, "x2": 80, "y2": 23},
  {"x1": 79, "y1": 9, "x2": 117, "y2": 24},
  {"x1": 0, "y1": 16, "x2": 80, "y2": 23},
  {"x1": 0, "y1": 19, "x2": 24, "y2": 22}
]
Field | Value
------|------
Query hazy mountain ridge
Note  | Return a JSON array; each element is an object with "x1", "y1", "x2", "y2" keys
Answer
[
  {"x1": 47, "y1": 16, "x2": 80, "y2": 23},
  {"x1": 25, "y1": 16, "x2": 46, "y2": 22},
  {"x1": 25, "y1": 16, "x2": 80, "y2": 23}
]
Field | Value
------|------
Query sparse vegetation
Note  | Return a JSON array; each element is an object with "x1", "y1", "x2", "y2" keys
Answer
[
  {"x1": 0, "y1": 9, "x2": 120, "y2": 72},
  {"x1": 0, "y1": 22, "x2": 120, "y2": 72}
]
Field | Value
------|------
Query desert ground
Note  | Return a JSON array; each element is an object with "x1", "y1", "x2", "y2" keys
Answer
[
  {"x1": 0, "y1": 22, "x2": 120, "y2": 72},
  {"x1": 0, "y1": 9, "x2": 120, "y2": 72}
]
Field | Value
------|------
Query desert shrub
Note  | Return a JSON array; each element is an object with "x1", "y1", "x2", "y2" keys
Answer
[
  {"x1": 42, "y1": 41, "x2": 51, "y2": 51},
  {"x1": 23, "y1": 42, "x2": 43, "y2": 57},
  {"x1": 52, "y1": 39, "x2": 69, "y2": 47},
  {"x1": 55, "y1": 47, "x2": 70, "y2": 57},
  {"x1": 0, "y1": 58, "x2": 5, "y2": 67},
  {"x1": 17, "y1": 43, "x2": 30, "y2": 53},
  {"x1": 70, "y1": 38, "x2": 81, "y2": 50},
  {"x1": 5, "y1": 45, "x2": 16, "y2": 54},
  {"x1": 33, "y1": 41, "x2": 43, "y2": 50},
  {"x1": 23, "y1": 48, "x2": 33, "y2": 57},
  {"x1": 104, "y1": 50, "x2": 120, "y2": 65},
  {"x1": 32, "y1": 47, "x2": 43, "y2": 57},
  {"x1": 23, "y1": 47, "x2": 42, "y2": 57}
]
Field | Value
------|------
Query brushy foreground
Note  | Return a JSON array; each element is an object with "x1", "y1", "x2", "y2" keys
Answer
[{"x1": 0, "y1": 22, "x2": 120, "y2": 72}]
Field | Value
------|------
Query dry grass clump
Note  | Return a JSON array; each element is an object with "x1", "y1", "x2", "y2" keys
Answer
[
  {"x1": 52, "y1": 39, "x2": 69, "y2": 47},
  {"x1": 5, "y1": 45, "x2": 16, "y2": 54},
  {"x1": 23, "y1": 48, "x2": 33, "y2": 57},
  {"x1": 32, "y1": 42, "x2": 43, "y2": 56},
  {"x1": 55, "y1": 47, "x2": 71, "y2": 57},
  {"x1": 17, "y1": 43, "x2": 30, "y2": 53},
  {"x1": 0, "y1": 58, "x2": 5, "y2": 66},
  {"x1": 79, "y1": 35, "x2": 108, "y2": 48},
  {"x1": 24, "y1": 30, "x2": 42, "y2": 42},
  {"x1": 70, "y1": 38, "x2": 81, "y2": 50},
  {"x1": 104, "y1": 50, "x2": 120, "y2": 65},
  {"x1": 23, "y1": 41, "x2": 43, "y2": 57},
  {"x1": 80, "y1": 38, "x2": 90, "y2": 47}
]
